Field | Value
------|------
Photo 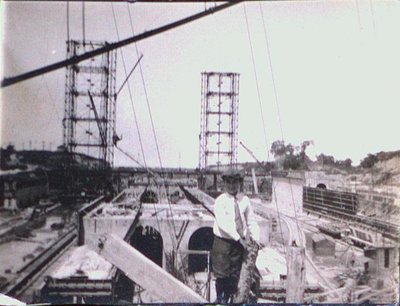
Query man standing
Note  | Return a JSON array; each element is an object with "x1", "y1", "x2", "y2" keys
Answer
[{"x1": 211, "y1": 168, "x2": 260, "y2": 303}]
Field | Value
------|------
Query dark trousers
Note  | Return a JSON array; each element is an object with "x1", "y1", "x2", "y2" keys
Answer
[
  {"x1": 211, "y1": 236, "x2": 244, "y2": 303},
  {"x1": 215, "y1": 276, "x2": 239, "y2": 303}
]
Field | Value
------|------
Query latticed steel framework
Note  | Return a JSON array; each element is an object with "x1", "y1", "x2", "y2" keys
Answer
[
  {"x1": 63, "y1": 40, "x2": 117, "y2": 168},
  {"x1": 199, "y1": 72, "x2": 239, "y2": 170}
]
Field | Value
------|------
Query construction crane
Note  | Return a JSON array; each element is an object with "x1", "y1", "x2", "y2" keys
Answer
[
  {"x1": 239, "y1": 141, "x2": 263, "y2": 195},
  {"x1": 239, "y1": 141, "x2": 263, "y2": 166}
]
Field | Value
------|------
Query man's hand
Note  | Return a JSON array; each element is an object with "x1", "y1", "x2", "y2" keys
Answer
[
  {"x1": 249, "y1": 237, "x2": 264, "y2": 250},
  {"x1": 239, "y1": 237, "x2": 247, "y2": 249}
]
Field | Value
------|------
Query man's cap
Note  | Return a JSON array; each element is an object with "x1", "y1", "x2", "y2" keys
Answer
[{"x1": 221, "y1": 168, "x2": 244, "y2": 181}]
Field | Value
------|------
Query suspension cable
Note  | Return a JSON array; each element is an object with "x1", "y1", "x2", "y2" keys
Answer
[
  {"x1": 126, "y1": 5, "x2": 164, "y2": 172},
  {"x1": 288, "y1": 177, "x2": 303, "y2": 246},
  {"x1": 243, "y1": 4, "x2": 269, "y2": 159},
  {"x1": 125, "y1": 4, "x2": 181, "y2": 244},
  {"x1": 112, "y1": 6, "x2": 187, "y2": 282},
  {"x1": 272, "y1": 183, "x2": 287, "y2": 259},
  {"x1": 258, "y1": 3, "x2": 284, "y2": 142},
  {"x1": 111, "y1": 4, "x2": 148, "y2": 169}
]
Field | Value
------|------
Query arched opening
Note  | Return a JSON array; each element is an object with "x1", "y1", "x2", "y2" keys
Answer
[
  {"x1": 140, "y1": 189, "x2": 158, "y2": 203},
  {"x1": 130, "y1": 225, "x2": 163, "y2": 267},
  {"x1": 316, "y1": 183, "x2": 327, "y2": 189},
  {"x1": 188, "y1": 227, "x2": 214, "y2": 274}
]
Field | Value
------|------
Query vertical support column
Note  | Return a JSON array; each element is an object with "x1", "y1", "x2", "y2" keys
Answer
[
  {"x1": 198, "y1": 72, "x2": 239, "y2": 170},
  {"x1": 63, "y1": 40, "x2": 116, "y2": 169},
  {"x1": 286, "y1": 246, "x2": 305, "y2": 302}
]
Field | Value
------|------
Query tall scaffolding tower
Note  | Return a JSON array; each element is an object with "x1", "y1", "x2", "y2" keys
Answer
[
  {"x1": 199, "y1": 72, "x2": 239, "y2": 170},
  {"x1": 63, "y1": 40, "x2": 117, "y2": 169}
]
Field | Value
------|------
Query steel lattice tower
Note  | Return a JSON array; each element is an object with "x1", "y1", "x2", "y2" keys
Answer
[
  {"x1": 199, "y1": 72, "x2": 239, "y2": 170},
  {"x1": 63, "y1": 40, "x2": 117, "y2": 169}
]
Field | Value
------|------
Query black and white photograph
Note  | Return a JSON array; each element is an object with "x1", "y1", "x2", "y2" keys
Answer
[{"x1": 0, "y1": 0, "x2": 399, "y2": 304}]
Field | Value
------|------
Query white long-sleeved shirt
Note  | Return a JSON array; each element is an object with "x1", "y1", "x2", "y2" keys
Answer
[{"x1": 213, "y1": 193, "x2": 260, "y2": 242}]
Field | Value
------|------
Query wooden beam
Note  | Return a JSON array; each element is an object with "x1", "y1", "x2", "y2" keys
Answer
[
  {"x1": 286, "y1": 246, "x2": 305, "y2": 302},
  {"x1": 92, "y1": 234, "x2": 207, "y2": 303},
  {"x1": 1, "y1": 1, "x2": 242, "y2": 88}
]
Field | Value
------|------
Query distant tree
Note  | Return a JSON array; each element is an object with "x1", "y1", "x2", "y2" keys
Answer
[
  {"x1": 360, "y1": 154, "x2": 378, "y2": 168},
  {"x1": 317, "y1": 153, "x2": 335, "y2": 165},
  {"x1": 5, "y1": 145, "x2": 16, "y2": 154},
  {"x1": 283, "y1": 154, "x2": 302, "y2": 170},
  {"x1": 299, "y1": 140, "x2": 313, "y2": 161},
  {"x1": 1, "y1": 145, "x2": 17, "y2": 169},
  {"x1": 270, "y1": 140, "x2": 310, "y2": 170},
  {"x1": 270, "y1": 140, "x2": 287, "y2": 157},
  {"x1": 334, "y1": 158, "x2": 353, "y2": 169},
  {"x1": 270, "y1": 140, "x2": 295, "y2": 157},
  {"x1": 343, "y1": 158, "x2": 352, "y2": 167}
]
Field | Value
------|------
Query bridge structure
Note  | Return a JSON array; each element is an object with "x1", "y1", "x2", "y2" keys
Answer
[{"x1": 41, "y1": 182, "x2": 270, "y2": 303}]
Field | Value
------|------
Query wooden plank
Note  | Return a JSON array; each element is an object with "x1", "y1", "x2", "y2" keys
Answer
[
  {"x1": 286, "y1": 246, "x2": 305, "y2": 303},
  {"x1": 93, "y1": 234, "x2": 207, "y2": 303}
]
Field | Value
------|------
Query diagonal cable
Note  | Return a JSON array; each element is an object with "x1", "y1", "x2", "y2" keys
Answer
[
  {"x1": 243, "y1": 4, "x2": 269, "y2": 159},
  {"x1": 111, "y1": 4, "x2": 148, "y2": 168},
  {"x1": 258, "y1": 3, "x2": 284, "y2": 142},
  {"x1": 126, "y1": 4, "x2": 164, "y2": 172}
]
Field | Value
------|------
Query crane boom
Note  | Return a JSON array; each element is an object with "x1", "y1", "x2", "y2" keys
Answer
[{"x1": 239, "y1": 141, "x2": 263, "y2": 166}]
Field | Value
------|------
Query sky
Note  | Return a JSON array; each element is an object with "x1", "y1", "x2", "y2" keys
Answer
[{"x1": 1, "y1": 0, "x2": 400, "y2": 168}]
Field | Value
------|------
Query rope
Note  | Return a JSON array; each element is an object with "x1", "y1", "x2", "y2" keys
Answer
[
  {"x1": 125, "y1": 4, "x2": 181, "y2": 245},
  {"x1": 111, "y1": 4, "x2": 148, "y2": 169},
  {"x1": 288, "y1": 177, "x2": 303, "y2": 246},
  {"x1": 243, "y1": 4, "x2": 269, "y2": 159},
  {"x1": 258, "y1": 3, "x2": 284, "y2": 143},
  {"x1": 126, "y1": 5, "x2": 164, "y2": 172},
  {"x1": 272, "y1": 183, "x2": 287, "y2": 259}
]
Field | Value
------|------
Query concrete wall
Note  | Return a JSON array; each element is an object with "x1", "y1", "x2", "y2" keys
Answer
[
  {"x1": 365, "y1": 247, "x2": 399, "y2": 289},
  {"x1": 365, "y1": 247, "x2": 398, "y2": 273},
  {"x1": 83, "y1": 216, "x2": 136, "y2": 248},
  {"x1": 311, "y1": 234, "x2": 335, "y2": 257},
  {"x1": 304, "y1": 171, "x2": 345, "y2": 190},
  {"x1": 272, "y1": 175, "x2": 304, "y2": 214},
  {"x1": 84, "y1": 203, "x2": 271, "y2": 273}
]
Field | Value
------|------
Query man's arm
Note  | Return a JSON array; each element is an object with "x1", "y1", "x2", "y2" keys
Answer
[{"x1": 244, "y1": 198, "x2": 260, "y2": 243}]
